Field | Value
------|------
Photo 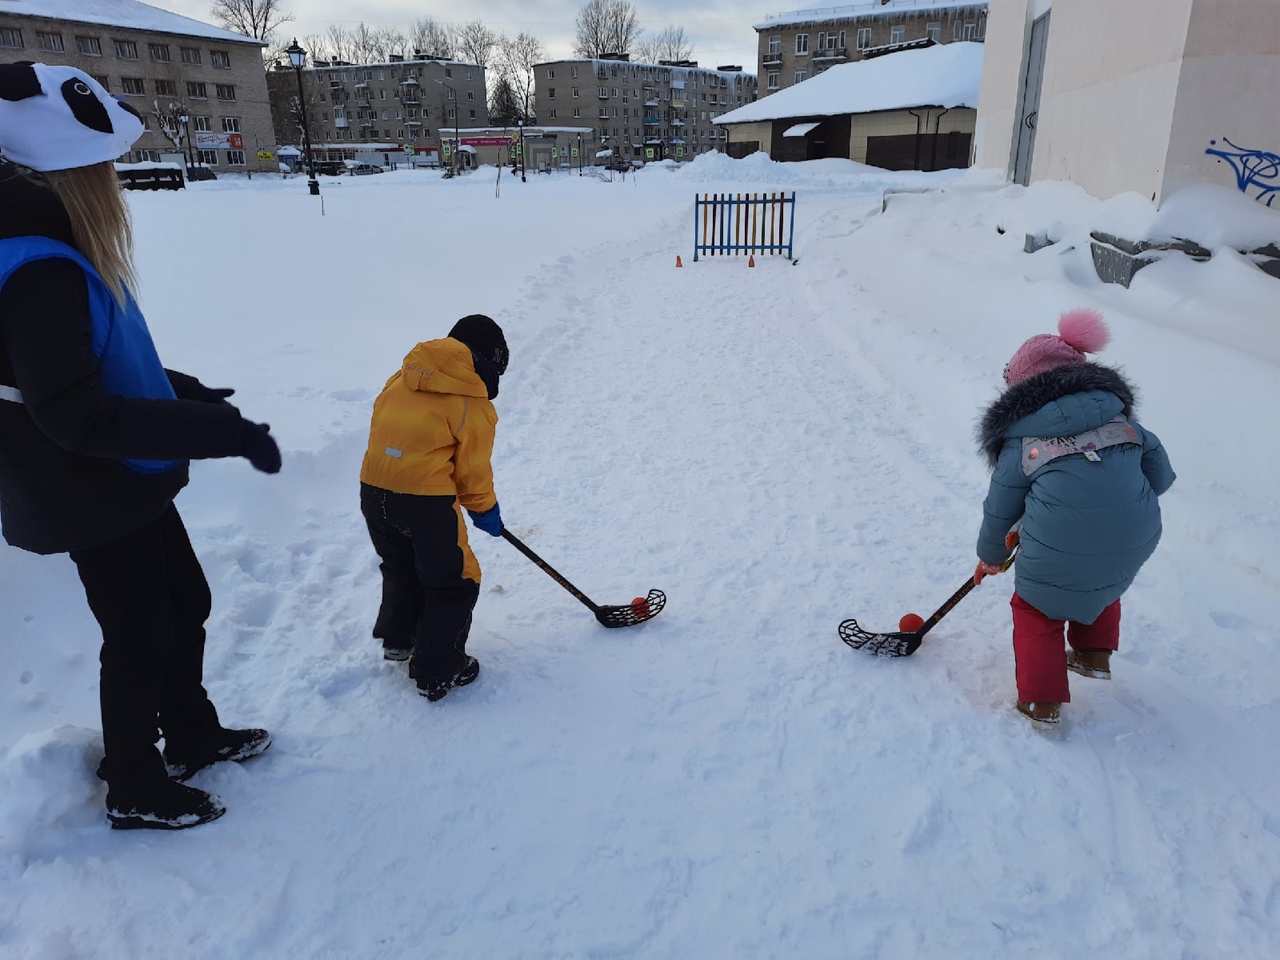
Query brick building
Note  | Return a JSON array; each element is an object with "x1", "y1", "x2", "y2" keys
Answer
[
  {"x1": 532, "y1": 55, "x2": 758, "y2": 164},
  {"x1": 756, "y1": 0, "x2": 988, "y2": 96},
  {"x1": 0, "y1": 0, "x2": 274, "y2": 173}
]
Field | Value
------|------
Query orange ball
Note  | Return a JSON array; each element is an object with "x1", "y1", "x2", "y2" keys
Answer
[
  {"x1": 631, "y1": 596, "x2": 650, "y2": 619},
  {"x1": 899, "y1": 613, "x2": 925, "y2": 633}
]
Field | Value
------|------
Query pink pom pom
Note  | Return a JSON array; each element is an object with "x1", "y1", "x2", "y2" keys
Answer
[{"x1": 1057, "y1": 308, "x2": 1110, "y2": 355}]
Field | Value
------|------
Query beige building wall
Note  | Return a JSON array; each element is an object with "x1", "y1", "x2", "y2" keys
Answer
[
  {"x1": 756, "y1": 2, "x2": 988, "y2": 96},
  {"x1": 725, "y1": 121, "x2": 775, "y2": 157},
  {"x1": 972, "y1": 0, "x2": 1034, "y2": 174},
  {"x1": 0, "y1": 11, "x2": 273, "y2": 173},
  {"x1": 848, "y1": 108, "x2": 976, "y2": 163}
]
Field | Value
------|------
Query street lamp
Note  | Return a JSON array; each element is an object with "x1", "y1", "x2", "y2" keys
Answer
[
  {"x1": 517, "y1": 117, "x2": 525, "y2": 182},
  {"x1": 428, "y1": 77, "x2": 460, "y2": 177},
  {"x1": 285, "y1": 38, "x2": 320, "y2": 196}
]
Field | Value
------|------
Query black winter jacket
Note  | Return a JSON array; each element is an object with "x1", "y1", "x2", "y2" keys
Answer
[{"x1": 0, "y1": 163, "x2": 244, "y2": 554}]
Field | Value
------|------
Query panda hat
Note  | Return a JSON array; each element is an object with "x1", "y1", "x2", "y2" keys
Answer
[{"x1": 0, "y1": 62, "x2": 144, "y2": 172}]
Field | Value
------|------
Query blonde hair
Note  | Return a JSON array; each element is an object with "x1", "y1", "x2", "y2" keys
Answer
[{"x1": 41, "y1": 161, "x2": 137, "y2": 306}]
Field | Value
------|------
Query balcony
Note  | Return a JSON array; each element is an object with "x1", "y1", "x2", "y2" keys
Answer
[
  {"x1": 405, "y1": 118, "x2": 422, "y2": 126},
  {"x1": 354, "y1": 81, "x2": 368, "y2": 89},
  {"x1": 353, "y1": 96, "x2": 372, "y2": 107},
  {"x1": 400, "y1": 76, "x2": 419, "y2": 87},
  {"x1": 359, "y1": 119, "x2": 373, "y2": 127},
  {"x1": 643, "y1": 117, "x2": 660, "y2": 126},
  {"x1": 670, "y1": 119, "x2": 685, "y2": 127},
  {"x1": 812, "y1": 48, "x2": 848, "y2": 62},
  {"x1": 401, "y1": 96, "x2": 420, "y2": 106},
  {"x1": 334, "y1": 117, "x2": 348, "y2": 128},
  {"x1": 762, "y1": 55, "x2": 783, "y2": 66}
]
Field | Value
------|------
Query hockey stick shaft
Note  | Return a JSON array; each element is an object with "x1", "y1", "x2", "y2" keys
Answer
[
  {"x1": 500, "y1": 529, "x2": 601, "y2": 614},
  {"x1": 918, "y1": 545, "x2": 1019, "y2": 638}
]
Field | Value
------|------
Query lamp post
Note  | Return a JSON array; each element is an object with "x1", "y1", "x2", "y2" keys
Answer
[
  {"x1": 175, "y1": 106, "x2": 195, "y2": 177},
  {"x1": 577, "y1": 131, "x2": 583, "y2": 176},
  {"x1": 517, "y1": 117, "x2": 525, "y2": 183},
  {"x1": 285, "y1": 38, "x2": 320, "y2": 196},
  {"x1": 429, "y1": 77, "x2": 460, "y2": 176}
]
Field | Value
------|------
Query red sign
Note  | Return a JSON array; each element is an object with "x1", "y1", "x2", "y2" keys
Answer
[
  {"x1": 460, "y1": 136, "x2": 515, "y2": 147},
  {"x1": 229, "y1": 134, "x2": 244, "y2": 149}
]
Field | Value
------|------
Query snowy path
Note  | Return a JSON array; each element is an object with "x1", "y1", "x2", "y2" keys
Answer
[{"x1": 2, "y1": 163, "x2": 1278, "y2": 959}]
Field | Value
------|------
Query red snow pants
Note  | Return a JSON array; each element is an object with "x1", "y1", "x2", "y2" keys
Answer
[{"x1": 1011, "y1": 593, "x2": 1121, "y2": 703}]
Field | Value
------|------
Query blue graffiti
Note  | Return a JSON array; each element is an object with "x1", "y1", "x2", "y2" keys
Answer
[{"x1": 1206, "y1": 138, "x2": 1280, "y2": 207}]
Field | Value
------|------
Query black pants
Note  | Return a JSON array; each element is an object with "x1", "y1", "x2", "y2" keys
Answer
[
  {"x1": 70, "y1": 504, "x2": 219, "y2": 785},
  {"x1": 360, "y1": 484, "x2": 479, "y2": 683}
]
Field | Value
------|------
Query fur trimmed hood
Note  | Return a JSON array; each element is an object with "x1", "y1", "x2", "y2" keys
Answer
[{"x1": 977, "y1": 362, "x2": 1137, "y2": 467}]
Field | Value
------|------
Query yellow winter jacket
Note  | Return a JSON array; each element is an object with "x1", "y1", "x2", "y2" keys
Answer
[{"x1": 359, "y1": 337, "x2": 498, "y2": 511}]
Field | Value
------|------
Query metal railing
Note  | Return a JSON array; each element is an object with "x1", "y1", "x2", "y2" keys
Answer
[{"x1": 693, "y1": 192, "x2": 796, "y2": 261}]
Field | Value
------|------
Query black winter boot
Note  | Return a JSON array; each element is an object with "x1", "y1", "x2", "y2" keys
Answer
[
  {"x1": 163, "y1": 727, "x2": 272, "y2": 781},
  {"x1": 417, "y1": 657, "x2": 480, "y2": 701},
  {"x1": 107, "y1": 777, "x2": 226, "y2": 830}
]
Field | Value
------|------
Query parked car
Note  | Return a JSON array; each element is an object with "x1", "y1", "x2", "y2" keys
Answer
[
  {"x1": 313, "y1": 160, "x2": 346, "y2": 176},
  {"x1": 185, "y1": 165, "x2": 217, "y2": 181},
  {"x1": 346, "y1": 162, "x2": 384, "y2": 176}
]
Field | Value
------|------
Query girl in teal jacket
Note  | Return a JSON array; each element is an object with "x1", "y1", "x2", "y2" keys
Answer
[{"x1": 975, "y1": 309, "x2": 1175, "y2": 725}]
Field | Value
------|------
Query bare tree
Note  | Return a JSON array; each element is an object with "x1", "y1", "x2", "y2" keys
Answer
[
  {"x1": 410, "y1": 17, "x2": 454, "y2": 58},
  {"x1": 325, "y1": 24, "x2": 353, "y2": 62},
  {"x1": 497, "y1": 32, "x2": 543, "y2": 120},
  {"x1": 151, "y1": 99, "x2": 189, "y2": 154},
  {"x1": 349, "y1": 22, "x2": 379, "y2": 63},
  {"x1": 210, "y1": 0, "x2": 293, "y2": 42},
  {"x1": 456, "y1": 20, "x2": 499, "y2": 68},
  {"x1": 574, "y1": 0, "x2": 640, "y2": 58},
  {"x1": 373, "y1": 27, "x2": 409, "y2": 62},
  {"x1": 635, "y1": 25, "x2": 694, "y2": 64}
]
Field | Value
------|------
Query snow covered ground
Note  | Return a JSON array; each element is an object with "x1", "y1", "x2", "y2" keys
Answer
[{"x1": 2, "y1": 155, "x2": 1278, "y2": 959}]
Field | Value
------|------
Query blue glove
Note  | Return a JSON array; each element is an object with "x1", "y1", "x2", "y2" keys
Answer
[{"x1": 467, "y1": 503, "x2": 503, "y2": 537}]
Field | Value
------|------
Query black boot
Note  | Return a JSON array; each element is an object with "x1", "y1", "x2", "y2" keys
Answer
[
  {"x1": 416, "y1": 657, "x2": 480, "y2": 701},
  {"x1": 106, "y1": 777, "x2": 226, "y2": 830},
  {"x1": 163, "y1": 727, "x2": 272, "y2": 781}
]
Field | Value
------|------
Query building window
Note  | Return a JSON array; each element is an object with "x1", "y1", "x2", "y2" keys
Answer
[
  {"x1": 181, "y1": 46, "x2": 201, "y2": 64},
  {"x1": 113, "y1": 39, "x2": 138, "y2": 59},
  {"x1": 149, "y1": 42, "x2": 170, "y2": 62},
  {"x1": 571, "y1": 66, "x2": 578, "y2": 78},
  {"x1": 548, "y1": 108, "x2": 556, "y2": 118},
  {"x1": 155, "y1": 79, "x2": 177, "y2": 97},
  {"x1": 572, "y1": 87, "x2": 579, "y2": 98},
  {"x1": 444, "y1": 67, "x2": 451, "y2": 78},
  {"x1": 768, "y1": 35, "x2": 781, "y2": 55},
  {"x1": 196, "y1": 149, "x2": 218, "y2": 165},
  {"x1": 795, "y1": 33, "x2": 808, "y2": 55},
  {"x1": 187, "y1": 82, "x2": 208, "y2": 99},
  {"x1": 964, "y1": 20, "x2": 980, "y2": 39},
  {"x1": 227, "y1": 149, "x2": 245, "y2": 165},
  {"x1": 215, "y1": 84, "x2": 236, "y2": 101},
  {"x1": 75, "y1": 35, "x2": 102, "y2": 56},
  {"x1": 466, "y1": 69, "x2": 473, "y2": 80},
  {"x1": 36, "y1": 31, "x2": 64, "y2": 52},
  {"x1": 93, "y1": 75, "x2": 110, "y2": 92},
  {"x1": 0, "y1": 28, "x2": 24, "y2": 49},
  {"x1": 857, "y1": 28, "x2": 872, "y2": 49},
  {"x1": 767, "y1": 71, "x2": 779, "y2": 90},
  {"x1": 548, "y1": 87, "x2": 556, "y2": 100},
  {"x1": 794, "y1": 70, "x2": 806, "y2": 84},
  {"x1": 211, "y1": 50, "x2": 231, "y2": 68},
  {"x1": 194, "y1": 116, "x2": 212, "y2": 131},
  {"x1": 221, "y1": 117, "x2": 240, "y2": 133},
  {"x1": 120, "y1": 77, "x2": 145, "y2": 96},
  {"x1": 891, "y1": 25, "x2": 905, "y2": 44},
  {"x1": 926, "y1": 22, "x2": 941, "y2": 42},
  {"x1": 573, "y1": 107, "x2": 580, "y2": 118},
  {"x1": 546, "y1": 68, "x2": 554, "y2": 78},
  {"x1": 467, "y1": 90, "x2": 474, "y2": 100}
]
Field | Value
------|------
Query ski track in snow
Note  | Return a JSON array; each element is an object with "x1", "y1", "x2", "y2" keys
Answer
[{"x1": 1, "y1": 163, "x2": 1278, "y2": 959}]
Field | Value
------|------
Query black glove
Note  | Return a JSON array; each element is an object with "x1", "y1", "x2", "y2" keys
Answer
[
  {"x1": 196, "y1": 385, "x2": 235, "y2": 404},
  {"x1": 239, "y1": 419, "x2": 281, "y2": 474},
  {"x1": 166, "y1": 370, "x2": 235, "y2": 404}
]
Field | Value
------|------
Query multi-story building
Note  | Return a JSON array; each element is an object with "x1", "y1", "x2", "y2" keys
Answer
[
  {"x1": 0, "y1": 0, "x2": 274, "y2": 172},
  {"x1": 756, "y1": 0, "x2": 988, "y2": 96},
  {"x1": 267, "y1": 53, "x2": 487, "y2": 165},
  {"x1": 532, "y1": 55, "x2": 759, "y2": 164}
]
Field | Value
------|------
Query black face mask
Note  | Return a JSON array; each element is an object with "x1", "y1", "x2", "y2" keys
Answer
[{"x1": 471, "y1": 350, "x2": 502, "y2": 400}]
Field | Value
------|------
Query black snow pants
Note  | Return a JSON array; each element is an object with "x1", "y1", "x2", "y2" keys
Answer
[
  {"x1": 70, "y1": 503, "x2": 219, "y2": 786},
  {"x1": 359, "y1": 483, "x2": 480, "y2": 684}
]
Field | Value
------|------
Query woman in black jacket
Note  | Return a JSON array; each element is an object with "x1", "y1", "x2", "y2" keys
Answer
[{"x1": 0, "y1": 63, "x2": 280, "y2": 829}]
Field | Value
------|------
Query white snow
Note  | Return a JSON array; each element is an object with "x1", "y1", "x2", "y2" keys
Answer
[
  {"x1": 717, "y1": 42, "x2": 984, "y2": 126},
  {"x1": 2, "y1": 154, "x2": 1279, "y2": 958},
  {"x1": 0, "y1": 0, "x2": 262, "y2": 45}
]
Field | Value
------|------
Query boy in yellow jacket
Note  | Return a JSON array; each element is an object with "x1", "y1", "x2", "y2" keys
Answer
[{"x1": 359, "y1": 315, "x2": 508, "y2": 700}]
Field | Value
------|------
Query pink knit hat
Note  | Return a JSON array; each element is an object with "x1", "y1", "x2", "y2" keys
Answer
[{"x1": 1003, "y1": 309, "x2": 1111, "y2": 386}]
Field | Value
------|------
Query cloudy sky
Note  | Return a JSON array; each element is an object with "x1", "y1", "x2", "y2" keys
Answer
[{"x1": 159, "y1": 1, "x2": 774, "y2": 71}]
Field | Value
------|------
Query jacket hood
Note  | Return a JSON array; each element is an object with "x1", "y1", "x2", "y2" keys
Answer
[
  {"x1": 398, "y1": 337, "x2": 489, "y2": 399},
  {"x1": 0, "y1": 162, "x2": 76, "y2": 244},
  {"x1": 977, "y1": 362, "x2": 1138, "y2": 467}
]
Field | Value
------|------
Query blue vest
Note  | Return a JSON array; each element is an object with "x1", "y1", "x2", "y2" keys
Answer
[{"x1": 0, "y1": 235, "x2": 179, "y2": 473}]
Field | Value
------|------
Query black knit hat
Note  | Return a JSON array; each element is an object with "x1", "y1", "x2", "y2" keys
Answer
[{"x1": 449, "y1": 314, "x2": 508, "y2": 375}]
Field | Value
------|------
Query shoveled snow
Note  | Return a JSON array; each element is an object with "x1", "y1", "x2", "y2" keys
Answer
[{"x1": 2, "y1": 154, "x2": 1278, "y2": 958}]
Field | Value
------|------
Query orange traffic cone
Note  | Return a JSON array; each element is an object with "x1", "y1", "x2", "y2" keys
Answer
[
  {"x1": 748, "y1": 254, "x2": 756, "y2": 267},
  {"x1": 675, "y1": 255, "x2": 683, "y2": 267}
]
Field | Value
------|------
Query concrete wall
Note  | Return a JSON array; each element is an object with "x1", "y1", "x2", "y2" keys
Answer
[
  {"x1": 849, "y1": 108, "x2": 975, "y2": 164},
  {"x1": 1165, "y1": 0, "x2": 1280, "y2": 203},
  {"x1": 724, "y1": 121, "x2": 774, "y2": 157},
  {"x1": 973, "y1": 0, "x2": 1030, "y2": 175}
]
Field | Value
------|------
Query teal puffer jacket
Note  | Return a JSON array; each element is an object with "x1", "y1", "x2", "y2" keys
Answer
[{"x1": 976, "y1": 363, "x2": 1175, "y2": 623}]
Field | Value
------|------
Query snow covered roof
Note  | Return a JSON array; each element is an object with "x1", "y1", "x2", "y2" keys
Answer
[
  {"x1": 756, "y1": 0, "x2": 988, "y2": 30},
  {"x1": 784, "y1": 121, "x2": 822, "y2": 137},
  {"x1": 0, "y1": 0, "x2": 263, "y2": 45},
  {"x1": 716, "y1": 41, "x2": 982, "y2": 126}
]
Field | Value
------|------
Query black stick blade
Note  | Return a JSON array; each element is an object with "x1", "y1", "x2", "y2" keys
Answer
[
  {"x1": 596, "y1": 589, "x2": 666, "y2": 628},
  {"x1": 838, "y1": 619, "x2": 922, "y2": 658}
]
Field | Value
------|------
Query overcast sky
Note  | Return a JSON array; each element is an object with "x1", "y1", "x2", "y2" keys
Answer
[{"x1": 159, "y1": 1, "x2": 771, "y2": 72}]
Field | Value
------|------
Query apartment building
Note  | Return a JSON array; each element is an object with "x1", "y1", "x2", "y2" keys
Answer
[
  {"x1": 756, "y1": 0, "x2": 988, "y2": 96},
  {"x1": 532, "y1": 55, "x2": 759, "y2": 164},
  {"x1": 0, "y1": 0, "x2": 273, "y2": 172},
  {"x1": 267, "y1": 53, "x2": 487, "y2": 163}
]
